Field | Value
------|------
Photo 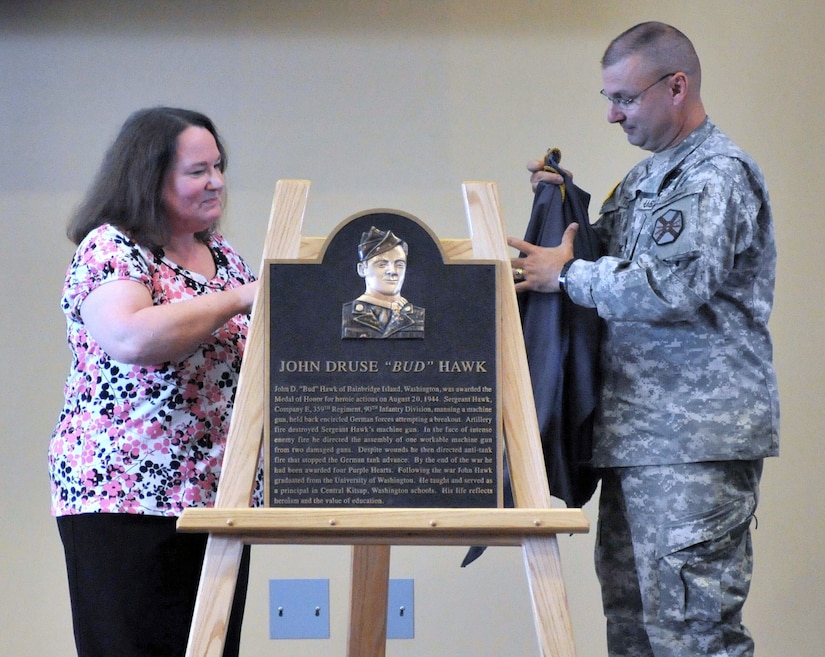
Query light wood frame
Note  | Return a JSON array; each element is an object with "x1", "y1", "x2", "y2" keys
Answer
[{"x1": 177, "y1": 180, "x2": 589, "y2": 657}]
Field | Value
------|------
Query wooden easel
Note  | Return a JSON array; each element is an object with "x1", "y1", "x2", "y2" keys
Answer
[{"x1": 177, "y1": 180, "x2": 589, "y2": 657}]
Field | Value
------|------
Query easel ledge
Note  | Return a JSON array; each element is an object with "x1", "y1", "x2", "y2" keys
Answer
[{"x1": 177, "y1": 507, "x2": 589, "y2": 545}]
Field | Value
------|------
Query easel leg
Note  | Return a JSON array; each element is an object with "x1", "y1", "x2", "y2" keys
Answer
[
  {"x1": 347, "y1": 544, "x2": 391, "y2": 657},
  {"x1": 522, "y1": 536, "x2": 578, "y2": 657},
  {"x1": 185, "y1": 535, "x2": 245, "y2": 657}
]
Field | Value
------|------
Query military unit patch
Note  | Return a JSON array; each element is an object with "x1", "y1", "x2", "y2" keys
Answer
[{"x1": 652, "y1": 209, "x2": 684, "y2": 245}]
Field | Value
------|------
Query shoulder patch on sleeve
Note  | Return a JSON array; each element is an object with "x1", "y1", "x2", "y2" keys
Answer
[{"x1": 652, "y1": 209, "x2": 685, "y2": 245}]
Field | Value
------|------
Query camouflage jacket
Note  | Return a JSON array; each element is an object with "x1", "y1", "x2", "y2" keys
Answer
[{"x1": 564, "y1": 118, "x2": 779, "y2": 467}]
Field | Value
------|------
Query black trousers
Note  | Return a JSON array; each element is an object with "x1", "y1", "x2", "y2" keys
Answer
[{"x1": 57, "y1": 513, "x2": 250, "y2": 657}]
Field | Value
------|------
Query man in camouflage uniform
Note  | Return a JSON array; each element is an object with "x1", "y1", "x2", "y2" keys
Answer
[{"x1": 509, "y1": 22, "x2": 779, "y2": 657}]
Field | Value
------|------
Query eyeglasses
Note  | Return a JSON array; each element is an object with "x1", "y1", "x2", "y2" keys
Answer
[{"x1": 600, "y1": 72, "x2": 676, "y2": 109}]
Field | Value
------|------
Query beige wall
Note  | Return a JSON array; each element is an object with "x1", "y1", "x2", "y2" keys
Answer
[{"x1": 2, "y1": 2, "x2": 822, "y2": 656}]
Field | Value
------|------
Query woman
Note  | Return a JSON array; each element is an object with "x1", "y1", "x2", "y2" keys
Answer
[{"x1": 49, "y1": 107, "x2": 257, "y2": 657}]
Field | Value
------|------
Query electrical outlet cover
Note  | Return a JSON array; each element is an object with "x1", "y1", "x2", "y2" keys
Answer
[
  {"x1": 387, "y1": 578, "x2": 415, "y2": 639},
  {"x1": 269, "y1": 578, "x2": 330, "y2": 640}
]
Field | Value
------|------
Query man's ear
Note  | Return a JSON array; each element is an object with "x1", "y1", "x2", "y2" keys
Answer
[
  {"x1": 356, "y1": 262, "x2": 367, "y2": 277},
  {"x1": 671, "y1": 71, "x2": 689, "y2": 103}
]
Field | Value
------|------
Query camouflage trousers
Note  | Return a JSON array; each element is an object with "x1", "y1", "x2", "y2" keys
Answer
[{"x1": 595, "y1": 460, "x2": 763, "y2": 657}]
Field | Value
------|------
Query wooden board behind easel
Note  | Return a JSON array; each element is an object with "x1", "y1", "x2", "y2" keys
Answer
[{"x1": 178, "y1": 179, "x2": 589, "y2": 657}]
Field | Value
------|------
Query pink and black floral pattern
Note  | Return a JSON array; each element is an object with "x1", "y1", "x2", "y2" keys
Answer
[{"x1": 49, "y1": 224, "x2": 255, "y2": 517}]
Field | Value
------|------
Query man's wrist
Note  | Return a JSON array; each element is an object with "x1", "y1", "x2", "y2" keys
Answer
[{"x1": 558, "y1": 258, "x2": 575, "y2": 294}]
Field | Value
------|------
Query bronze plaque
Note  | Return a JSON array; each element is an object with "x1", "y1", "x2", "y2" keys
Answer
[{"x1": 265, "y1": 211, "x2": 500, "y2": 508}]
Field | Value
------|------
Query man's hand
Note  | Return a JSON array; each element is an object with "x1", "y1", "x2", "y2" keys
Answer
[
  {"x1": 508, "y1": 223, "x2": 578, "y2": 293},
  {"x1": 527, "y1": 158, "x2": 570, "y2": 193}
]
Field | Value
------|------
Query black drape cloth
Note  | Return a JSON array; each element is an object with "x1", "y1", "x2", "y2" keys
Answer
[
  {"x1": 519, "y1": 149, "x2": 602, "y2": 508},
  {"x1": 462, "y1": 150, "x2": 603, "y2": 567}
]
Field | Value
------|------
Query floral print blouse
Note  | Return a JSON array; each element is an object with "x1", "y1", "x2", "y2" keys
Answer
[{"x1": 49, "y1": 224, "x2": 255, "y2": 517}]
